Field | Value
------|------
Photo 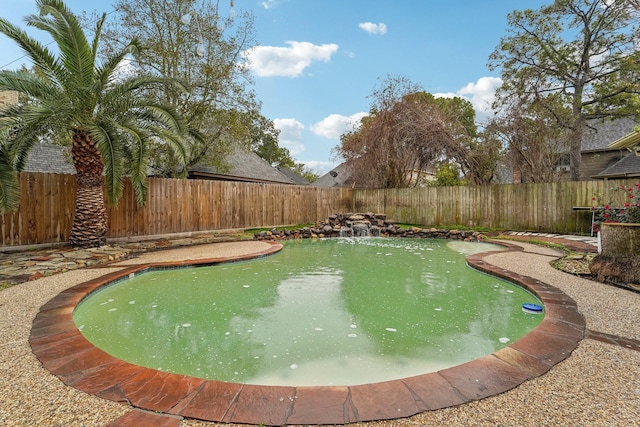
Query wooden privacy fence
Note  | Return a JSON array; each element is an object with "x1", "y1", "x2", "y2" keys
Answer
[
  {"x1": 1, "y1": 173, "x2": 637, "y2": 247},
  {"x1": 353, "y1": 178, "x2": 638, "y2": 234},
  {"x1": 0, "y1": 172, "x2": 354, "y2": 247}
]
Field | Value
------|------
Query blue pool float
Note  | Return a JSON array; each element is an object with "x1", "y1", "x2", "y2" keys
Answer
[{"x1": 522, "y1": 303, "x2": 544, "y2": 314}]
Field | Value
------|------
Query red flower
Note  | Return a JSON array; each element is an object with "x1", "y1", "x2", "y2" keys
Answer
[{"x1": 604, "y1": 205, "x2": 610, "y2": 210}]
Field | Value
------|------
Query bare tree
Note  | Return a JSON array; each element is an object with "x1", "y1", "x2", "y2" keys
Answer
[
  {"x1": 487, "y1": 94, "x2": 571, "y2": 183},
  {"x1": 335, "y1": 76, "x2": 471, "y2": 188}
]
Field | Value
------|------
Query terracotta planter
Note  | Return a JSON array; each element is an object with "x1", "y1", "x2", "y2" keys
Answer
[{"x1": 600, "y1": 223, "x2": 640, "y2": 257}]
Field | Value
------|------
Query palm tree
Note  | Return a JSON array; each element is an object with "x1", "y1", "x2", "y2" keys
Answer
[{"x1": 0, "y1": 0, "x2": 187, "y2": 247}]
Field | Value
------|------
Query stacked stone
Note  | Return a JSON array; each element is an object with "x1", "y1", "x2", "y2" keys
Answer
[{"x1": 254, "y1": 213, "x2": 483, "y2": 242}]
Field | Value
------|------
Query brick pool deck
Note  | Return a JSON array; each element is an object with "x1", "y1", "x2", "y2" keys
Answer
[{"x1": 28, "y1": 240, "x2": 592, "y2": 426}]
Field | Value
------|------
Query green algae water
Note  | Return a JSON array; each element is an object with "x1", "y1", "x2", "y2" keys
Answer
[{"x1": 73, "y1": 238, "x2": 543, "y2": 386}]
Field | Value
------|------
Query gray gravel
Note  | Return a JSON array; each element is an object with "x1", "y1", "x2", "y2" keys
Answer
[
  {"x1": 0, "y1": 268, "x2": 128, "y2": 427},
  {"x1": 486, "y1": 243, "x2": 640, "y2": 341},
  {"x1": 1, "y1": 240, "x2": 638, "y2": 426}
]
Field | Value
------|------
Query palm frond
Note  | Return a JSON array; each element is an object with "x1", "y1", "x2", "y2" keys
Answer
[
  {"x1": 89, "y1": 10, "x2": 106, "y2": 70},
  {"x1": 111, "y1": 117, "x2": 153, "y2": 205},
  {"x1": 30, "y1": 0, "x2": 96, "y2": 88},
  {"x1": 103, "y1": 75, "x2": 187, "y2": 103},
  {"x1": 94, "y1": 41, "x2": 140, "y2": 91},
  {"x1": 150, "y1": 126, "x2": 187, "y2": 166},
  {"x1": 133, "y1": 104, "x2": 186, "y2": 133},
  {"x1": 0, "y1": 71, "x2": 61, "y2": 101},
  {"x1": 87, "y1": 123, "x2": 124, "y2": 205},
  {"x1": 0, "y1": 18, "x2": 65, "y2": 84},
  {"x1": 122, "y1": 127, "x2": 150, "y2": 206},
  {"x1": 0, "y1": 145, "x2": 20, "y2": 213},
  {"x1": 0, "y1": 105, "x2": 61, "y2": 171}
]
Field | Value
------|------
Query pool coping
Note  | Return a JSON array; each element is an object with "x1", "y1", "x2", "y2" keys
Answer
[{"x1": 29, "y1": 239, "x2": 586, "y2": 426}]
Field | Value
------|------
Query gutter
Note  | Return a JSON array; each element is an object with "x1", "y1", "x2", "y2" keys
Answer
[{"x1": 609, "y1": 130, "x2": 640, "y2": 155}]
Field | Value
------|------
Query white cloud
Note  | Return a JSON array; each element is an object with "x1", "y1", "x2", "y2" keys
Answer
[
  {"x1": 261, "y1": 0, "x2": 279, "y2": 8},
  {"x1": 302, "y1": 160, "x2": 338, "y2": 175},
  {"x1": 433, "y1": 76, "x2": 502, "y2": 121},
  {"x1": 456, "y1": 76, "x2": 502, "y2": 115},
  {"x1": 432, "y1": 91, "x2": 458, "y2": 99},
  {"x1": 359, "y1": 22, "x2": 387, "y2": 35},
  {"x1": 242, "y1": 41, "x2": 339, "y2": 78},
  {"x1": 310, "y1": 112, "x2": 367, "y2": 139},
  {"x1": 273, "y1": 118, "x2": 306, "y2": 155}
]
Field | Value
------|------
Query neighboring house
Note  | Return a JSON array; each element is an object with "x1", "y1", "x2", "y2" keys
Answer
[
  {"x1": 580, "y1": 118, "x2": 639, "y2": 180},
  {"x1": 312, "y1": 162, "x2": 436, "y2": 188},
  {"x1": 276, "y1": 166, "x2": 310, "y2": 186},
  {"x1": 510, "y1": 117, "x2": 640, "y2": 182},
  {"x1": 0, "y1": 90, "x2": 19, "y2": 111},
  {"x1": 406, "y1": 167, "x2": 437, "y2": 186},
  {"x1": 311, "y1": 163, "x2": 355, "y2": 188},
  {"x1": 595, "y1": 127, "x2": 640, "y2": 179},
  {"x1": 593, "y1": 152, "x2": 640, "y2": 179},
  {"x1": 23, "y1": 143, "x2": 75, "y2": 174},
  {"x1": 187, "y1": 146, "x2": 302, "y2": 185},
  {"x1": 23, "y1": 143, "x2": 306, "y2": 185},
  {"x1": 609, "y1": 127, "x2": 640, "y2": 154}
]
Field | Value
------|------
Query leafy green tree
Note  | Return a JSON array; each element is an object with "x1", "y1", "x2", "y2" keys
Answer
[
  {"x1": 429, "y1": 95, "x2": 502, "y2": 185},
  {"x1": 429, "y1": 162, "x2": 466, "y2": 187},
  {"x1": 463, "y1": 130, "x2": 503, "y2": 185},
  {"x1": 101, "y1": 0, "x2": 276, "y2": 176},
  {"x1": 289, "y1": 163, "x2": 319, "y2": 183},
  {"x1": 245, "y1": 112, "x2": 292, "y2": 168},
  {"x1": 0, "y1": 0, "x2": 186, "y2": 247},
  {"x1": 489, "y1": 0, "x2": 640, "y2": 181}
]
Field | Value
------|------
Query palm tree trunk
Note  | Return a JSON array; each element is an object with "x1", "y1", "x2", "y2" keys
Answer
[{"x1": 69, "y1": 130, "x2": 108, "y2": 247}]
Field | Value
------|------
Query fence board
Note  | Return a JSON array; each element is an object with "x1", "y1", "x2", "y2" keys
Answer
[
  {"x1": 353, "y1": 178, "x2": 638, "y2": 234},
  {"x1": 2, "y1": 172, "x2": 638, "y2": 247}
]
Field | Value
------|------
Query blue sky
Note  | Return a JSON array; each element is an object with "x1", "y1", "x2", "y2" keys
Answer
[{"x1": 1, "y1": 0, "x2": 548, "y2": 174}]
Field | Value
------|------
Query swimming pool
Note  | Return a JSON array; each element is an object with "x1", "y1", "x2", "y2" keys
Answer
[{"x1": 73, "y1": 238, "x2": 543, "y2": 386}]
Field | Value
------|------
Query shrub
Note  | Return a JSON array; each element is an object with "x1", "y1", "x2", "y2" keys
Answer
[{"x1": 591, "y1": 183, "x2": 640, "y2": 232}]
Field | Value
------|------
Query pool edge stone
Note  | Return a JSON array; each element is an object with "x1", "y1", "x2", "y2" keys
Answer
[{"x1": 29, "y1": 238, "x2": 586, "y2": 426}]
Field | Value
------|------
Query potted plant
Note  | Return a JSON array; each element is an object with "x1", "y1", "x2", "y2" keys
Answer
[{"x1": 589, "y1": 183, "x2": 640, "y2": 286}]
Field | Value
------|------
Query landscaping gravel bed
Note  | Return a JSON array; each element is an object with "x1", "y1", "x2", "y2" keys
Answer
[{"x1": 0, "y1": 239, "x2": 638, "y2": 426}]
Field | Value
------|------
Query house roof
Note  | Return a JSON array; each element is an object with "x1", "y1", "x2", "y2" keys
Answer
[
  {"x1": 609, "y1": 130, "x2": 640, "y2": 154},
  {"x1": 593, "y1": 153, "x2": 640, "y2": 179},
  {"x1": 24, "y1": 144, "x2": 75, "y2": 174},
  {"x1": 311, "y1": 163, "x2": 354, "y2": 187},
  {"x1": 581, "y1": 117, "x2": 637, "y2": 152},
  {"x1": 23, "y1": 143, "x2": 298, "y2": 185},
  {"x1": 276, "y1": 166, "x2": 310, "y2": 185},
  {"x1": 188, "y1": 146, "x2": 297, "y2": 184}
]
